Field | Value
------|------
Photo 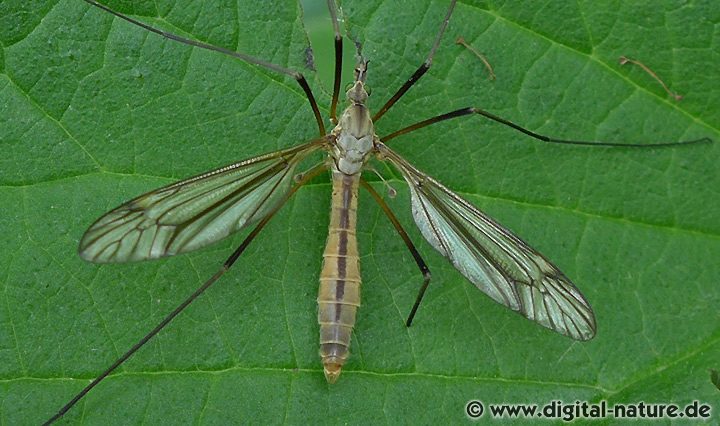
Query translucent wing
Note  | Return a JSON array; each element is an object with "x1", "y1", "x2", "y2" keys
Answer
[
  {"x1": 379, "y1": 143, "x2": 596, "y2": 340},
  {"x1": 80, "y1": 140, "x2": 322, "y2": 263}
]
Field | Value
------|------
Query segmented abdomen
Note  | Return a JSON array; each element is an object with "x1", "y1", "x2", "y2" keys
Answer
[{"x1": 318, "y1": 171, "x2": 361, "y2": 383}]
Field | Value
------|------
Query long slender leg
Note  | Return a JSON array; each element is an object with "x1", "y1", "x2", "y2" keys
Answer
[
  {"x1": 360, "y1": 179, "x2": 431, "y2": 327},
  {"x1": 372, "y1": 0, "x2": 458, "y2": 123},
  {"x1": 381, "y1": 107, "x2": 712, "y2": 147},
  {"x1": 327, "y1": 0, "x2": 343, "y2": 123},
  {"x1": 44, "y1": 165, "x2": 326, "y2": 425},
  {"x1": 83, "y1": 0, "x2": 326, "y2": 135}
]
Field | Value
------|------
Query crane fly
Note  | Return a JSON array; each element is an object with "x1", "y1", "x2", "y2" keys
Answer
[{"x1": 46, "y1": 0, "x2": 710, "y2": 423}]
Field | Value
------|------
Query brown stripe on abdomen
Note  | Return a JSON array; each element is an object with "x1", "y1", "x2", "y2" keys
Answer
[{"x1": 318, "y1": 171, "x2": 361, "y2": 383}]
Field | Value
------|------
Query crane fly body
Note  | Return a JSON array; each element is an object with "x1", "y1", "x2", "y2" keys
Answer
[
  {"x1": 77, "y1": 44, "x2": 593, "y2": 384},
  {"x1": 45, "y1": 0, "x2": 711, "y2": 423}
]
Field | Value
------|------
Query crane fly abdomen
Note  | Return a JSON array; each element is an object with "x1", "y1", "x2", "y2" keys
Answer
[{"x1": 318, "y1": 171, "x2": 362, "y2": 383}]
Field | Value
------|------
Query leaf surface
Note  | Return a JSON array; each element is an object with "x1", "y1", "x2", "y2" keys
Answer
[{"x1": 1, "y1": 0, "x2": 718, "y2": 424}]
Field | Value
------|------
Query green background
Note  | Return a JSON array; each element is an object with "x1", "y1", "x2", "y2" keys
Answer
[{"x1": 1, "y1": 0, "x2": 718, "y2": 424}]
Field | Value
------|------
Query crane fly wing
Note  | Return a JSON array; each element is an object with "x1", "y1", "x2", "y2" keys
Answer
[
  {"x1": 378, "y1": 144, "x2": 596, "y2": 340},
  {"x1": 80, "y1": 140, "x2": 323, "y2": 263}
]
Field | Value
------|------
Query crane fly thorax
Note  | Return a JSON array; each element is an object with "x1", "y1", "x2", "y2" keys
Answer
[{"x1": 330, "y1": 101, "x2": 375, "y2": 175}]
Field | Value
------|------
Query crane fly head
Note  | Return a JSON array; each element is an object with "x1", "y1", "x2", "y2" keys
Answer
[{"x1": 345, "y1": 58, "x2": 371, "y2": 105}]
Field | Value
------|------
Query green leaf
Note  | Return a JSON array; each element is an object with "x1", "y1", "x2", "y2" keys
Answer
[{"x1": 2, "y1": 0, "x2": 719, "y2": 424}]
